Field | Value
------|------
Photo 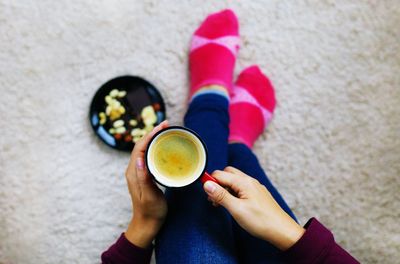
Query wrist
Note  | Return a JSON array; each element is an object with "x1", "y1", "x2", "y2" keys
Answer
[
  {"x1": 125, "y1": 217, "x2": 162, "y2": 248},
  {"x1": 263, "y1": 213, "x2": 305, "y2": 251},
  {"x1": 275, "y1": 220, "x2": 305, "y2": 251}
]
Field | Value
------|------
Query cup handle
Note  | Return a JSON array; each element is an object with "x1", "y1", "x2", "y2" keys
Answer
[{"x1": 200, "y1": 172, "x2": 219, "y2": 185}]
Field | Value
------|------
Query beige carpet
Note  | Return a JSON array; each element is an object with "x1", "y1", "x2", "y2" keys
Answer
[{"x1": 1, "y1": 1, "x2": 399, "y2": 263}]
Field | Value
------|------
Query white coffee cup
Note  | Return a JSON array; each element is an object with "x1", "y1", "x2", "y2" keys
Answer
[{"x1": 145, "y1": 126, "x2": 217, "y2": 188}]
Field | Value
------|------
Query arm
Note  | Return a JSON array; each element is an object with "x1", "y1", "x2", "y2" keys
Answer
[
  {"x1": 101, "y1": 121, "x2": 169, "y2": 264},
  {"x1": 203, "y1": 166, "x2": 359, "y2": 263},
  {"x1": 101, "y1": 233, "x2": 153, "y2": 264},
  {"x1": 282, "y1": 218, "x2": 359, "y2": 264}
]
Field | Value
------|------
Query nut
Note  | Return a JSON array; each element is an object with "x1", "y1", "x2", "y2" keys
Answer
[
  {"x1": 105, "y1": 95, "x2": 113, "y2": 104},
  {"x1": 131, "y1": 128, "x2": 145, "y2": 137},
  {"x1": 133, "y1": 135, "x2": 142, "y2": 143},
  {"x1": 117, "y1": 90, "x2": 127, "y2": 98},
  {"x1": 110, "y1": 89, "x2": 119, "y2": 98},
  {"x1": 124, "y1": 135, "x2": 133, "y2": 142},
  {"x1": 105, "y1": 106, "x2": 112, "y2": 116},
  {"x1": 129, "y1": 119, "x2": 138, "y2": 127},
  {"x1": 99, "y1": 112, "x2": 107, "y2": 125},
  {"x1": 111, "y1": 100, "x2": 121, "y2": 108},
  {"x1": 141, "y1": 106, "x2": 157, "y2": 126},
  {"x1": 113, "y1": 120, "x2": 124, "y2": 128},
  {"x1": 153, "y1": 103, "x2": 161, "y2": 111},
  {"x1": 115, "y1": 126, "x2": 126, "y2": 134},
  {"x1": 143, "y1": 125, "x2": 154, "y2": 132}
]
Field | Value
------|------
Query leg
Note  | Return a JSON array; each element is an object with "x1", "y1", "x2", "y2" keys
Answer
[
  {"x1": 156, "y1": 9, "x2": 240, "y2": 264},
  {"x1": 228, "y1": 143, "x2": 296, "y2": 264},
  {"x1": 155, "y1": 94, "x2": 237, "y2": 264},
  {"x1": 227, "y1": 67, "x2": 296, "y2": 263}
]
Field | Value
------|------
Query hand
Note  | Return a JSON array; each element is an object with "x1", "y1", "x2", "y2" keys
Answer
[
  {"x1": 124, "y1": 121, "x2": 169, "y2": 248},
  {"x1": 203, "y1": 166, "x2": 305, "y2": 251}
]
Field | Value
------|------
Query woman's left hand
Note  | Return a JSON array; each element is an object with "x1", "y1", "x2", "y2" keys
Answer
[{"x1": 124, "y1": 121, "x2": 169, "y2": 248}]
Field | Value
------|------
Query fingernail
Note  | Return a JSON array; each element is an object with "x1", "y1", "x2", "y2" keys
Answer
[
  {"x1": 204, "y1": 181, "x2": 217, "y2": 194},
  {"x1": 136, "y1": 157, "x2": 144, "y2": 170}
]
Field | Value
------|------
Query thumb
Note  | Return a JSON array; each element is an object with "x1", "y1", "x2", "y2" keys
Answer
[{"x1": 203, "y1": 181, "x2": 237, "y2": 210}]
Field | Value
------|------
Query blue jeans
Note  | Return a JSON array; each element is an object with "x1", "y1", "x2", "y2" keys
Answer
[{"x1": 156, "y1": 94, "x2": 296, "y2": 264}]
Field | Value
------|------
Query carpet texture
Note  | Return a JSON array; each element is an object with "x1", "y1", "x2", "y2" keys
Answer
[{"x1": 1, "y1": 1, "x2": 399, "y2": 263}]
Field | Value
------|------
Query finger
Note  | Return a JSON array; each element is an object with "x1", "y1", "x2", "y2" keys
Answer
[
  {"x1": 207, "y1": 196, "x2": 219, "y2": 207},
  {"x1": 134, "y1": 120, "x2": 169, "y2": 155},
  {"x1": 125, "y1": 122, "x2": 168, "y2": 196},
  {"x1": 143, "y1": 120, "x2": 169, "y2": 144},
  {"x1": 203, "y1": 181, "x2": 238, "y2": 211},
  {"x1": 135, "y1": 157, "x2": 153, "y2": 186},
  {"x1": 224, "y1": 166, "x2": 248, "y2": 177},
  {"x1": 126, "y1": 121, "x2": 168, "y2": 181},
  {"x1": 125, "y1": 158, "x2": 139, "y2": 197},
  {"x1": 128, "y1": 121, "x2": 169, "y2": 171},
  {"x1": 211, "y1": 170, "x2": 247, "y2": 195},
  {"x1": 135, "y1": 157, "x2": 161, "y2": 196},
  {"x1": 129, "y1": 120, "x2": 169, "y2": 164}
]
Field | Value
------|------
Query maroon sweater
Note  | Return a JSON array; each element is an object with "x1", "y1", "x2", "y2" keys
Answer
[{"x1": 101, "y1": 218, "x2": 359, "y2": 263}]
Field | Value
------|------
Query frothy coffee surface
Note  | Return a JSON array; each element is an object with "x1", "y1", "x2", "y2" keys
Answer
[{"x1": 152, "y1": 131, "x2": 201, "y2": 180}]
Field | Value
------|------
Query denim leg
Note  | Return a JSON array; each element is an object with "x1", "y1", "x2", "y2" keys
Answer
[
  {"x1": 155, "y1": 94, "x2": 237, "y2": 264},
  {"x1": 228, "y1": 143, "x2": 297, "y2": 264}
]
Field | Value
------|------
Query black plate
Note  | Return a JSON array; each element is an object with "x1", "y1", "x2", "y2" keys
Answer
[{"x1": 89, "y1": 76, "x2": 166, "y2": 151}]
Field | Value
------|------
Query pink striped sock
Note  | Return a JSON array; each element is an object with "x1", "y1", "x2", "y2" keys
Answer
[
  {"x1": 229, "y1": 65, "x2": 276, "y2": 148},
  {"x1": 189, "y1": 9, "x2": 240, "y2": 99}
]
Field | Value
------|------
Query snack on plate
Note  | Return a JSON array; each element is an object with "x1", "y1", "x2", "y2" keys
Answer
[
  {"x1": 142, "y1": 106, "x2": 157, "y2": 126},
  {"x1": 98, "y1": 88, "x2": 159, "y2": 143}
]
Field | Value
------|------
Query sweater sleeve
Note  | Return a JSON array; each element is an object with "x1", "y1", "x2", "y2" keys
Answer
[
  {"x1": 101, "y1": 233, "x2": 153, "y2": 264},
  {"x1": 281, "y1": 218, "x2": 360, "y2": 264}
]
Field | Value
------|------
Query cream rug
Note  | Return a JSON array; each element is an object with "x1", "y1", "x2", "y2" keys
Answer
[{"x1": 1, "y1": 1, "x2": 399, "y2": 263}]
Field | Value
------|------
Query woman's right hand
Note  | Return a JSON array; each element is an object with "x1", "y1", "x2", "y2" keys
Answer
[{"x1": 203, "y1": 166, "x2": 305, "y2": 251}]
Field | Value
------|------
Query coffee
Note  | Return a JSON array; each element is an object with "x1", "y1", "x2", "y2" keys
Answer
[{"x1": 148, "y1": 130, "x2": 204, "y2": 182}]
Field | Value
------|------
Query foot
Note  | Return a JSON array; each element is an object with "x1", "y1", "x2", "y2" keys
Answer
[
  {"x1": 228, "y1": 65, "x2": 276, "y2": 148},
  {"x1": 189, "y1": 9, "x2": 240, "y2": 100}
]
